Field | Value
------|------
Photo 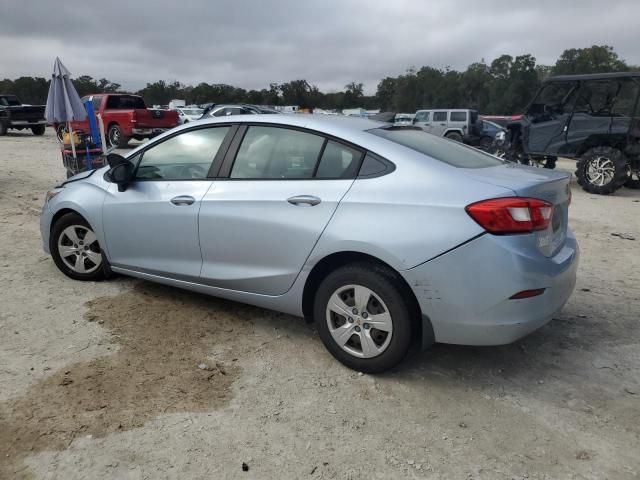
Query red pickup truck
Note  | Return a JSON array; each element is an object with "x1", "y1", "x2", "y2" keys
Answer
[{"x1": 56, "y1": 93, "x2": 180, "y2": 148}]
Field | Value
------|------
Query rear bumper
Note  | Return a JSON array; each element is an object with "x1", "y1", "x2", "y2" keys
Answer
[
  {"x1": 132, "y1": 127, "x2": 171, "y2": 137},
  {"x1": 9, "y1": 119, "x2": 47, "y2": 126},
  {"x1": 402, "y1": 230, "x2": 579, "y2": 346}
]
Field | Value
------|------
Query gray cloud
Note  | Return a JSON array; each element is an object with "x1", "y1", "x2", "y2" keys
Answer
[{"x1": 1, "y1": 0, "x2": 639, "y2": 94}]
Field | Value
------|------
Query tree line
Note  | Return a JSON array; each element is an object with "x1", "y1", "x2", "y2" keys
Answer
[{"x1": 0, "y1": 45, "x2": 635, "y2": 115}]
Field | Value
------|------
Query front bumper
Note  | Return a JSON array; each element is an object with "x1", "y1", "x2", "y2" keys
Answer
[
  {"x1": 402, "y1": 231, "x2": 579, "y2": 346},
  {"x1": 40, "y1": 201, "x2": 54, "y2": 254}
]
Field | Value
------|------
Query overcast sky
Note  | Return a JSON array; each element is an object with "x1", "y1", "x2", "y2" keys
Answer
[{"x1": 1, "y1": 0, "x2": 639, "y2": 94}]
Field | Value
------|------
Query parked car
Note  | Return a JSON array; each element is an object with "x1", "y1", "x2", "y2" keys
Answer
[
  {"x1": 200, "y1": 104, "x2": 280, "y2": 118},
  {"x1": 505, "y1": 72, "x2": 640, "y2": 193},
  {"x1": 394, "y1": 114, "x2": 414, "y2": 126},
  {"x1": 176, "y1": 107, "x2": 204, "y2": 124},
  {"x1": 0, "y1": 94, "x2": 47, "y2": 136},
  {"x1": 41, "y1": 116, "x2": 578, "y2": 373},
  {"x1": 413, "y1": 109, "x2": 483, "y2": 143},
  {"x1": 55, "y1": 94, "x2": 180, "y2": 148}
]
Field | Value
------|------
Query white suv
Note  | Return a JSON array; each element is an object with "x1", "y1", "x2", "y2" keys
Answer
[{"x1": 413, "y1": 109, "x2": 480, "y2": 142}]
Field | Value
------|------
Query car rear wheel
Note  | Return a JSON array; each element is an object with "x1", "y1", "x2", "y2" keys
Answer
[
  {"x1": 314, "y1": 263, "x2": 413, "y2": 373},
  {"x1": 479, "y1": 136, "x2": 493, "y2": 151},
  {"x1": 32, "y1": 125, "x2": 46, "y2": 136},
  {"x1": 107, "y1": 124, "x2": 129, "y2": 148},
  {"x1": 50, "y1": 213, "x2": 106, "y2": 281},
  {"x1": 576, "y1": 147, "x2": 628, "y2": 195},
  {"x1": 445, "y1": 131, "x2": 463, "y2": 143}
]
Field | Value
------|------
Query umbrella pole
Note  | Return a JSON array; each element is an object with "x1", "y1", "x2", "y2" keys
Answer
[{"x1": 68, "y1": 121, "x2": 77, "y2": 158}]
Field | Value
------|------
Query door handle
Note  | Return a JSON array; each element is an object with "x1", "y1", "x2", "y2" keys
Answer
[
  {"x1": 170, "y1": 195, "x2": 195, "y2": 206},
  {"x1": 287, "y1": 195, "x2": 321, "y2": 206}
]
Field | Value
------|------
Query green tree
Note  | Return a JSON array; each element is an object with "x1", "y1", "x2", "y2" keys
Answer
[{"x1": 553, "y1": 45, "x2": 628, "y2": 75}]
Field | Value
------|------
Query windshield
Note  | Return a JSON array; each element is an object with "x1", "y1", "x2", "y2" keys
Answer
[
  {"x1": 368, "y1": 127, "x2": 505, "y2": 168},
  {"x1": 0, "y1": 95, "x2": 21, "y2": 106}
]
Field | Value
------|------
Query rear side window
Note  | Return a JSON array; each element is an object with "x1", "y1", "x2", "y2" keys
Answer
[
  {"x1": 315, "y1": 141, "x2": 362, "y2": 178},
  {"x1": 433, "y1": 111, "x2": 447, "y2": 122},
  {"x1": 91, "y1": 96, "x2": 102, "y2": 112},
  {"x1": 450, "y1": 111, "x2": 467, "y2": 122},
  {"x1": 231, "y1": 126, "x2": 324, "y2": 179},
  {"x1": 106, "y1": 95, "x2": 146, "y2": 109},
  {"x1": 368, "y1": 127, "x2": 504, "y2": 168}
]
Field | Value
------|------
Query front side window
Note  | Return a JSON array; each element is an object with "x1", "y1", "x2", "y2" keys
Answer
[
  {"x1": 450, "y1": 111, "x2": 467, "y2": 122},
  {"x1": 433, "y1": 111, "x2": 447, "y2": 122},
  {"x1": 136, "y1": 127, "x2": 230, "y2": 180},
  {"x1": 315, "y1": 141, "x2": 362, "y2": 178},
  {"x1": 415, "y1": 111, "x2": 430, "y2": 122},
  {"x1": 230, "y1": 126, "x2": 324, "y2": 179},
  {"x1": 529, "y1": 82, "x2": 578, "y2": 117}
]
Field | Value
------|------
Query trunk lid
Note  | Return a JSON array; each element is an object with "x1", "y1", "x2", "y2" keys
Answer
[{"x1": 463, "y1": 163, "x2": 571, "y2": 257}]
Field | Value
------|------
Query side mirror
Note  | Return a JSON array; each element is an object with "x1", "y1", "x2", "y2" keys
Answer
[
  {"x1": 107, "y1": 161, "x2": 134, "y2": 192},
  {"x1": 106, "y1": 153, "x2": 128, "y2": 168}
]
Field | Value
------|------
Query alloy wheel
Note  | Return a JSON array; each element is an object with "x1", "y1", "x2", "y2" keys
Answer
[
  {"x1": 325, "y1": 284, "x2": 393, "y2": 359},
  {"x1": 57, "y1": 225, "x2": 102, "y2": 274},
  {"x1": 585, "y1": 156, "x2": 616, "y2": 186}
]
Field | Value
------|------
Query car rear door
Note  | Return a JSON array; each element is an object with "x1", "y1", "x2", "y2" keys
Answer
[
  {"x1": 102, "y1": 125, "x2": 233, "y2": 279},
  {"x1": 198, "y1": 124, "x2": 362, "y2": 295}
]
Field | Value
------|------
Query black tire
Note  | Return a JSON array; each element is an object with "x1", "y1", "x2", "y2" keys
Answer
[
  {"x1": 31, "y1": 125, "x2": 45, "y2": 136},
  {"x1": 0, "y1": 122, "x2": 7, "y2": 136},
  {"x1": 314, "y1": 263, "x2": 414, "y2": 373},
  {"x1": 445, "y1": 131, "x2": 463, "y2": 143},
  {"x1": 575, "y1": 147, "x2": 628, "y2": 195},
  {"x1": 50, "y1": 213, "x2": 106, "y2": 281},
  {"x1": 479, "y1": 136, "x2": 493, "y2": 151},
  {"x1": 55, "y1": 123, "x2": 66, "y2": 142},
  {"x1": 107, "y1": 124, "x2": 129, "y2": 148},
  {"x1": 625, "y1": 167, "x2": 640, "y2": 189},
  {"x1": 543, "y1": 156, "x2": 557, "y2": 169}
]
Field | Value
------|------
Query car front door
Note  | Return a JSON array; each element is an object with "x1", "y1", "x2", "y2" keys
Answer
[
  {"x1": 431, "y1": 111, "x2": 448, "y2": 136},
  {"x1": 414, "y1": 111, "x2": 431, "y2": 132},
  {"x1": 198, "y1": 125, "x2": 362, "y2": 295},
  {"x1": 102, "y1": 125, "x2": 232, "y2": 279}
]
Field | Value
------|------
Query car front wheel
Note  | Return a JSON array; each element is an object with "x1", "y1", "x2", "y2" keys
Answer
[
  {"x1": 50, "y1": 213, "x2": 106, "y2": 281},
  {"x1": 314, "y1": 263, "x2": 413, "y2": 373}
]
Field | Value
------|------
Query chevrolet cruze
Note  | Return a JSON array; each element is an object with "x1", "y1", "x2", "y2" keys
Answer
[{"x1": 41, "y1": 115, "x2": 578, "y2": 372}]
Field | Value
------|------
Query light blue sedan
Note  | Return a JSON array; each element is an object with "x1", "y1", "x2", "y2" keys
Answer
[{"x1": 41, "y1": 115, "x2": 578, "y2": 372}]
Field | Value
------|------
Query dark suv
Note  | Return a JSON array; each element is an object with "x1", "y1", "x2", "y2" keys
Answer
[{"x1": 505, "y1": 72, "x2": 640, "y2": 194}]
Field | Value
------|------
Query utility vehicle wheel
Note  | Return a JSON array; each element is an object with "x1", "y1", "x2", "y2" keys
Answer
[
  {"x1": 55, "y1": 124, "x2": 66, "y2": 142},
  {"x1": 50, "y1": 213, "x2": 106, "y2": 281},
  {"x1": 576, "y1": 147, "x2": 628, "y2": 195},
  {"x1": 107, "y1": 124, "x2": 129, "y2": 148},
  {"x1": 32, "y1": 125, "x2": 46, "y2": 136},
  {"x1": 314, "y1": 263, "x2": 413, "y2": 373},
  {"x1": 0, "y1": 122, "x2": 7, "y2": 136},
  {"x1": 625, "y1": 166, "x2": 640, "y2": 189},
  {"x1": 445, "y1": 131, "x2": 463, "y2": 143}
]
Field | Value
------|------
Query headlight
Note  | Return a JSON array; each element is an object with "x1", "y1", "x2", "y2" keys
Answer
[
  {"x1": 496, "y1": 131, "x2": 506, "y2": 141},
  {"x1": 45, "y1": 188, "x2": 64, "y2": 202}
]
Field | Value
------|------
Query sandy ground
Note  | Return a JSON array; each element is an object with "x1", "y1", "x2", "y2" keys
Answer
[{"x1": 0, "y1": 129, "x2": 639, "y2": 480}]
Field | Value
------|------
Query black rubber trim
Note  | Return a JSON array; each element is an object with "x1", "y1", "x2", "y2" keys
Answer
[
  {"x1": 61, "y1": 169, "x2": 96, "y2": 186},
  {"x1": 408, "y1": 232, "x2": 486, "y2": 270}
]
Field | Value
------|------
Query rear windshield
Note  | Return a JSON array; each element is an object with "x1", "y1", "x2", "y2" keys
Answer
[
  {"x1": 368, "y1": 127, "x2": 504, "y2": 168},
  {"x1": 106, "y1": 95, "x2": 146, "y2": 109}
]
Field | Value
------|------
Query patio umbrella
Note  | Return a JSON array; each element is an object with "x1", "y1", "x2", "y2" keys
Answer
[{"x1": 44, "y1": 57, "x2": 87, "y2": 158}]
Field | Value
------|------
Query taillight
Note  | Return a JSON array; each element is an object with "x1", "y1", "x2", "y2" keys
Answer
[
  {"x1": 131, "y1": 111, "x2": 137, "y2": 123},
  {"x1": 466, "y1": 197, "x2": 554, "y2": 234}
]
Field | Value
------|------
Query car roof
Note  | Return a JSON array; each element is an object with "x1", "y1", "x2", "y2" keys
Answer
[
  {"x1": 196, "y1": 113, "x2": 383, "y2": 133},
  {"x1": 545, "y1": 72, "x2": 640, "y2": 82}
]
